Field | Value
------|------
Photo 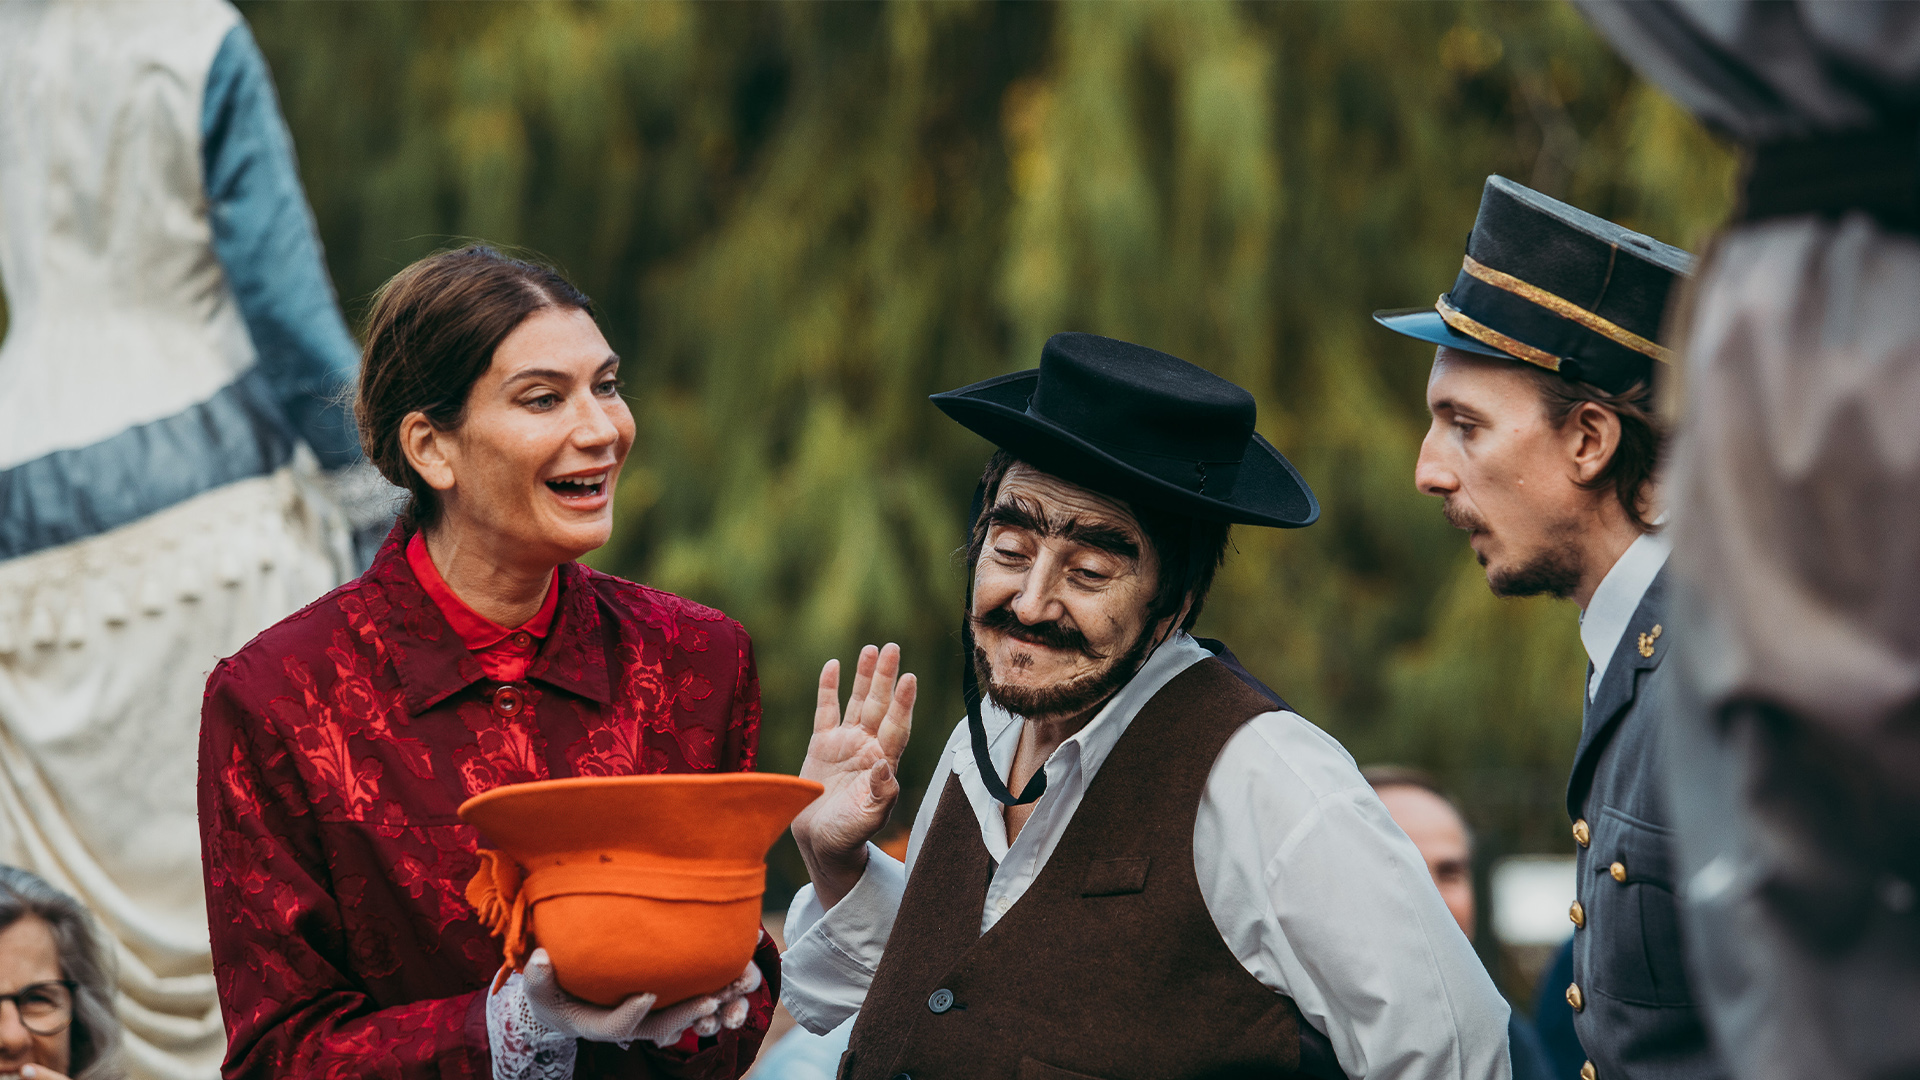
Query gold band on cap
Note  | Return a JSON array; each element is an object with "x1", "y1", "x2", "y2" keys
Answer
[
  {"x1": 1434, "y1": 295, "x2": 1563, "y2": 372},
  {"x1": 1460, "y1": 254, "x2": 1674, "y2": 364}
]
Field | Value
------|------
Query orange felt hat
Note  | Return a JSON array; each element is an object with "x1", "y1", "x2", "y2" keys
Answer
[{"x1": 459, "y1": 773, "x2": 823, "y2": 1007}]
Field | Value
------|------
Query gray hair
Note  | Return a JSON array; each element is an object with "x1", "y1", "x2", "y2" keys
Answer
[{"x1": 0, "y1": 867, "x2": 120, "y2": 1079}]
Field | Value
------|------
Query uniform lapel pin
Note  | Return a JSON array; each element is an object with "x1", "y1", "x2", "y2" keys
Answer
[{"x1": 1638, "y1": 623, "x2": 1663, "y2": 658}]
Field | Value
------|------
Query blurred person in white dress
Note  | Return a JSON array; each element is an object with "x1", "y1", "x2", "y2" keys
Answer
[{"x1": 0, "y1": 4, "x2": 392, "y2": 1077}]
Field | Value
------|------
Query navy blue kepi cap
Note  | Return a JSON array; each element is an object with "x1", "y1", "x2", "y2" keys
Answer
[{"x1": 1373, "y1": 175, "x2": 1693, "y2": 395}]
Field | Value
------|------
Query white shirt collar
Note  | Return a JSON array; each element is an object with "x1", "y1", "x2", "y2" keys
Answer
[{"x1": 1579, "y1": 529, "x2": 1671, "y2": 701}]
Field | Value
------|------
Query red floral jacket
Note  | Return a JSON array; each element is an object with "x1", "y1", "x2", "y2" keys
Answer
[{"x1": 198, "y1": 529, "x2": 776, "y2": 1080}]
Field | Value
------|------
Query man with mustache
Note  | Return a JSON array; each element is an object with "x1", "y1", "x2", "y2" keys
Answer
[
  {"x1": 1376, "y1": 177, "x2": 1722, "y2": 1080},
  {"x1": 779, "y1": 333, "x2": 1512, "y2": 1079}
]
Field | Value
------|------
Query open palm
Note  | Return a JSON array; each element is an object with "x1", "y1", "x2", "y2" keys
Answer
[{"x1": 791, "y1": 643, "x2": 916, "y2": 906}]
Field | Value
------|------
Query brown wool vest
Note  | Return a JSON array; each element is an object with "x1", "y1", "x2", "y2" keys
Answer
[{"x1": 842, "y1": 658, "x2": 1313, "y2": 1080}]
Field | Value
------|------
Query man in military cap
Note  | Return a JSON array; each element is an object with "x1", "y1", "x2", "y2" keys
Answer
[
  {"x1": 779, "y1": 333, "x2": 1512, "y2": 1078},
  {"x1": 1376, "y1": 176, "x2": 1724, "y2": 1080}
]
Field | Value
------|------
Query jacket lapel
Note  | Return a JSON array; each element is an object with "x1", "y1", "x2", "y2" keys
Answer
[{"x1": 1566, "y1": 565, "x2": 1670, "y2": 819}]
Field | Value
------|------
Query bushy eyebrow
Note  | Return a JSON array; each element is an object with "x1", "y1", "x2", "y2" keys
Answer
[{"x1": 986, "y1": 496, "x2": 1140, "y2": 561}]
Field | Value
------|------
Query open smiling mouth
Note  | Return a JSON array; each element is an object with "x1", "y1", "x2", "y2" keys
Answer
[{"x1": 545, "y1": 472, "x2": 608, "y2": 499}]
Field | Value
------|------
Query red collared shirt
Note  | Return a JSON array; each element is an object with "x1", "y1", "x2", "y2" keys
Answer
[
  {"x1": 198, "y1": 525, "x2": 773, "y2": 1080},
  {"x1": 405, "y1": 532, "x2": 558, "y2": 684}
]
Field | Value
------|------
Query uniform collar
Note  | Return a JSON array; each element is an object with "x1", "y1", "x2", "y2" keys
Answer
[
  {"x1": 1568, "y1": 565, "x2": 1669, "y2": 818},
  {"x1": 1579, "y1": 528, "x2": 1671, "y2": 701},
  {"x1": 362, "y1": 525, "x2": 611, "y2": 713},
  {"x1": 405, "y1": 531, "x2": 558, "y2": 650}
]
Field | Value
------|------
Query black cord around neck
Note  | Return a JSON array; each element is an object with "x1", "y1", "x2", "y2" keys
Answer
[
  {"x1": 961, "y1": 479, "x2": 1047, "y2": 807},
  {"x1": 962, "y1": 608, "x2": 1048, "y2": 807}
]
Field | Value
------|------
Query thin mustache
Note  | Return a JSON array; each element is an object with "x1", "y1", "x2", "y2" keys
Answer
[{"x1": 1442, "y1": 500, "x2": 1487, "y2": 533}]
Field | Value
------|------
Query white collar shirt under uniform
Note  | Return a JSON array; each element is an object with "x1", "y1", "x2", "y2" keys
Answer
[
  {"x1": 1580, "y1": 530, "x2": 1672, "y2": 701},
  {"x1": 781, "y1": 632, "x2": 1512, "y2": 1080}
]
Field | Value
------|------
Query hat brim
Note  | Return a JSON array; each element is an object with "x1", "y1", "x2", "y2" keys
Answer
[
  {"x1": 931, "y1": 371, "x2": 1319, "y2": 528},
  {"x1": 1371, "y1": 307, "x2": 1517, "y2": 362},
  {"x1": 459, "y1": 774, "x2": 824, "y2": 861}
]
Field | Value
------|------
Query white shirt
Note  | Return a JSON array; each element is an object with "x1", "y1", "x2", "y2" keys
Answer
[
  {"x1": 1580, "y1": 530, "x2": 1672, "y2": 701},
  {"x1": 781, "y1": 632, "x2": 1512, "y2": 1080}
]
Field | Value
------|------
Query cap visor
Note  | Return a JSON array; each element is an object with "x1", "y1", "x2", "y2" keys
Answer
[{"x1": 1372, "y1": 307, "x2": 1516, "y2": 362}]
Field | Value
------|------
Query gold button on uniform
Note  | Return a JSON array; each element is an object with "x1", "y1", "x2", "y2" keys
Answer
[
  {"x1": 1611, "y1": 861, "x2": 1628, "y2": 883},
  {"x1": 1569, "y1": 900, "x2": 1586, "y2": 929},
  {"x1": 1581, "y1": 1062, "x2": 1597, "y2": 1080},
  {"x1": 1573, "y1": 819, "x2": 1591, "y2": 847},
  {"x1": 1566, "y1": 982, "x2": 1585, "y2": 1012}
]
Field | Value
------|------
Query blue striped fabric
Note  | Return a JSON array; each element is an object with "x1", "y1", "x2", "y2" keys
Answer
[{"x1": 0, "y1": 368, "x2": 295, "y2": 560}]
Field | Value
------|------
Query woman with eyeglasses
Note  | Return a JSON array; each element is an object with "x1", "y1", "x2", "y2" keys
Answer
[{"x1": 0, "y1": 867, "x2": 119, "y2": 1080}]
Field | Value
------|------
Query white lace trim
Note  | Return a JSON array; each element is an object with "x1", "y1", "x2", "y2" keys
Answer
[{"x1": 488, "y1": 973, "x2": 578, "y2": 1080}]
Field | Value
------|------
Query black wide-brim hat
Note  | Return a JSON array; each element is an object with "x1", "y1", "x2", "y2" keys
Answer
[
  {"x1": 931, "y1": 333, "x2": 1318, "y2": 528},
  {"x1": 1373, "y1": 175, "x2": 1693, "y2": 395}
]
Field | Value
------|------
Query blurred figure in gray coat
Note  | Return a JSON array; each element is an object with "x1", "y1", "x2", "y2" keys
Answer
[{"x1": 1574, "y1": 5, "x2": 1920, "y2": 1078}]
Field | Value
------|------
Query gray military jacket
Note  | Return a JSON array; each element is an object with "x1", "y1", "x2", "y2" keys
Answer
[{"x1": 1566, "y1": 567, "x2": 1727, "y2": 1080}]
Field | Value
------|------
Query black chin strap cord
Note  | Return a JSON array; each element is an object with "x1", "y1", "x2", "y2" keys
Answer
[
  {"x1": 962, "y1": 611, "x2": 1048, "y2": 807},
  {"x1": 962, "y1": 480, "x2": 1047, "y2": 807}
]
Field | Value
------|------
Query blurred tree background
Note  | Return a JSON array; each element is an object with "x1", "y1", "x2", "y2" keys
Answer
[{"x1": 241, "y1": 0, "x2": 1736, "y2": 974}]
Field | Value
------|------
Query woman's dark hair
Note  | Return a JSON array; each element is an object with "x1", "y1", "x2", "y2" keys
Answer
[
  {"x1": 356, "y1": 245, "x2": 594, "y2": 531},
  {"x1": 965, "y1": 450, "x2": 1232, "y2": 631},
  {"x1": 0, "y1": 866, "x2": 119, "y2": 1079},
  {"x1": 1521, "y1": 367, "x2": 1666, "y2": 532}
]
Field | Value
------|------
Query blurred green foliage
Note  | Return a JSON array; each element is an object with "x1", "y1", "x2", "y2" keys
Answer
[{"x1": 244, "y1": 1, "x2": 1735, "y2": 876}]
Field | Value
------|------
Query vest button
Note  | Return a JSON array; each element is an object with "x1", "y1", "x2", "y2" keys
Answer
[{"x1": 927, "y1": 988, "x2": 955, "y2": 1014}]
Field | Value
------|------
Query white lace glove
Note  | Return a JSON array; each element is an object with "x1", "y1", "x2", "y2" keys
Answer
[
  {"x1": 487, "y1": 969, "x2": 578, "y2": 1080},
  {"x1": 520, "y1": 947, "x2": 763, "y2": 1048}
]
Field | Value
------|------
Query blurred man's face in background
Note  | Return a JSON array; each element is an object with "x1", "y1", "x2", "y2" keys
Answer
[{"x1": 1377, "y1": 783, "x2": 1476, "y2": 939}]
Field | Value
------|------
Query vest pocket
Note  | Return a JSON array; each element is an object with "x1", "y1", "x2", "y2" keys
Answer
[
  {"x1": 1019, "y1": 1058, "x2": 1110, "y2": 1080},
  {"x1": 1081, "y1": 856, "x2": 1150, "y2": 896}
]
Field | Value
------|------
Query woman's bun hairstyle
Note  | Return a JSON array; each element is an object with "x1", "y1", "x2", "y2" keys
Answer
[{"x1": 356, "y1": 245, "x2": 593, "y2": 532}]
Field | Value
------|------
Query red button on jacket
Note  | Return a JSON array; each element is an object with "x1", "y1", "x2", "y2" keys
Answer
[{"x1": 197, "y1": 525, "x2": 776, "y2": 1079}]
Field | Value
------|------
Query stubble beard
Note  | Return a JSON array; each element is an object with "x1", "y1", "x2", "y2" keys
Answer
[
  {"x1": 1444, "y1": 498, "x2": 1585, "y2": 600},
  {"x1": 971, "y1": 611, "x2": 1160, "y2": 723}
]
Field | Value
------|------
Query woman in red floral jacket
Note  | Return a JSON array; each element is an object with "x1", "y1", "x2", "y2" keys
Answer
[{"x1": 197, "y1": 246, "x2": 776, "y2": 1080}]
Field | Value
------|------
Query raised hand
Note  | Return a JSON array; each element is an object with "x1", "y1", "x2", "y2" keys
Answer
[{"x1": 790, "y1": 643, "x2": 916, "y2": 910}]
